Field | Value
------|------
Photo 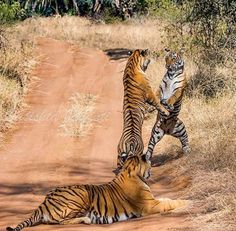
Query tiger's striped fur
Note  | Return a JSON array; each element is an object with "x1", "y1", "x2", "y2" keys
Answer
[
  {"x1": 116, "y1": 49, "x2": 169, "y2": 172},
  {"x1": 6, "y1": 155, "x2": 187, "y2": 230},
  {"x1": 146, "y1": 49, "x2": 190, "y2": 159}
]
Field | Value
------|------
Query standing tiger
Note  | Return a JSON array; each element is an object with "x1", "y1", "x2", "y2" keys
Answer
[
  {"x1": 146, "y1": 48, "x2": 190, "y2": 160},
  {"x1": 116, "y1": 49, "x2": 169, "y2": 172},
  {"x1": 6, "y1": 154, "x2": 187, "y2": 230}
]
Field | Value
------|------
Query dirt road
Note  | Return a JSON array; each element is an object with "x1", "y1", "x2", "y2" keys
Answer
[{"x1": 0, "y1": 38, "x2": 190, "y2": 230}]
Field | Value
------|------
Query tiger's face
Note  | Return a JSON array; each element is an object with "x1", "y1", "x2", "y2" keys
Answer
[
  {"x1": 129, "y1": 49, "x2": 151, "y2": 72},
  {"x1": 165, "y1": 48, "x2": 184, "y2": 72},
  {"x1": 122, "y1": 154, "x2": 151, "y2": 180},
  {"x1": 139, "y1": 154, "x2": 152, "y2": 179}
]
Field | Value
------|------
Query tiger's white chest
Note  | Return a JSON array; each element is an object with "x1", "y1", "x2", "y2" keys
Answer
[{"x1": 160, "y1": 76, "x2": 175, "y2": 100}]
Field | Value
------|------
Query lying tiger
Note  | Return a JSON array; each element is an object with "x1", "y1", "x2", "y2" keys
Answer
[
  {"x1": 146, "y1": 48, "x2": 190, "y2": 160},
  {"x1": 7, "y1": 154, "x2": 186, "y2": 230}
]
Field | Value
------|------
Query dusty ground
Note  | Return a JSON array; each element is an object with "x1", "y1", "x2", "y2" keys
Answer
[{"x1": 0, "y1": 38, "x2": 191, "y2": 231}]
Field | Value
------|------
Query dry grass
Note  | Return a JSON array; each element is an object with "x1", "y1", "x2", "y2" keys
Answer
[
  {"x1": 180, "y1": 94, "x2": 236, "y2": 230},
  {"x1": 12, "y1": 16, "x2": 165, "y2": 50},
  {"x1": 0, "y1": 26, "x2": 35, "y2": 143},
  {"x1": 186, "y1": 62, "x2": 236, "y2": 98},
  {"x1": 182, "y1": 94, "x2": 236, "y2": 171},
  {"x1": 60, "y1": 93, "x2": 97, "y2": 137},
  {"x1": 0, "y1": 75, "x2": 21, "y2": 131}
]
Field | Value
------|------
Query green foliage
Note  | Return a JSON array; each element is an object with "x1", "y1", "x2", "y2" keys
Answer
[
  {"x1": 145, "y1": 0, "x2": 182, "y2": 20},
  {"x1": 22, "y1": 0, "x2": 81, "y2": 16},
  {"x1": 78, "y1": 0, "x2": 93, "y2": 16},
  {"x1": 187, "y1": 0, "x2": 236, "y2": 49},
  {"x1": 161, "y1": 0, "x2": 235, "y2": 52},
  {"x1": 102, "y1": 10, "x2": 123, "y2": 24},
  {"x1": 0, "y1": 0, "x2": 26, "y2": 23}
]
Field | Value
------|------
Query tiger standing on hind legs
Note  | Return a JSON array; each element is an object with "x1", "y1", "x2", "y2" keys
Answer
[
  {"x1": 116, "y1": 49, "x2": 170, "y2": 173},
  {"x1": 146, "y1": 48, "x2": 190, "y2": 161},
  {"x1": 6, "y1": 154, "x2": 187, "y2": 230}
]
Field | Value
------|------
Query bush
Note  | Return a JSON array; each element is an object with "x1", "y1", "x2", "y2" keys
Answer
[
  {"x1": 186, "y1": 62, "x2": 236, "y2": 99},
  {"x1": 187, "y1": 0, "x2": 236, "y2": 49},
  {"x1": 0, "y1": 0, "x2": 26, "y2": 23},
  {"x1": 146, "y1": 0, "x2": 182, "y2": 20}
]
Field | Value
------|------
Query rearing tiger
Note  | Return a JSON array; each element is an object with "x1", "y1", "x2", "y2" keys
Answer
[
  {"x1": 6, "y1": 154, "x2": 187, "y2": 230},
  {"x1": 146, "y1": 48, "x2": 190, "y2": 160},
  {"x1": 116, "y1": 49, "x2": 169, "y2": 172}
]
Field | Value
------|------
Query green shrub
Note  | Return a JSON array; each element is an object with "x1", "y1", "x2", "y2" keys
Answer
[
  {"x1": 145, "y1": 0, "x2": 182, "y2": 20},
  {"x1": 0, "y1": 0, "x2": 26, "y2": 23}
]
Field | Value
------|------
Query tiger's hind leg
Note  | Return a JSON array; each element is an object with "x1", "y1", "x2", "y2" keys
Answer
[
  {"x1": 146, "y1": 117, "x2": 165, "y2": 160},
  {"x1": 169, "y1": 118, "x2": 190, "y2": 154},
  {"x1": 60, "y1": 217, "x2": 91, "y2": 225}
]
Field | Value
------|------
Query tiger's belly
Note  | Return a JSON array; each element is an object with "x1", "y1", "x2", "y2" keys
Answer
[{"x1": 88, "y1": 212, "x2": 140, "y2": 224}]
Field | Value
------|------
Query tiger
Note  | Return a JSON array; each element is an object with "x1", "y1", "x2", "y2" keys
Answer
[
  {"x1": 116, "y1": 49, "x2": 169, "y2": 173},
  {"x1": 146, "y1": 48, "x2": 190, "y2": 160},
  {"x1": 6, "y1": 154, "x2": 187, "y2": 230}
]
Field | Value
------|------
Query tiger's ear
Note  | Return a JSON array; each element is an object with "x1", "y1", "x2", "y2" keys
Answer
[
  {"x1": 164, "y1": 48, "x2": 171, "y2": 53},
  {"x1": 141, "y1": 49, "x2": 149, "y2": 57}
]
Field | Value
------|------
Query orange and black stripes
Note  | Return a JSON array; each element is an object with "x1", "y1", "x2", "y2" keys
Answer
[
  {"x1": 7, "y1": 155, "x2": 186, "y2": 230},
  {"x1": 117, "y1": 49, "x2": 168, "y2": 171},
  {"x1": 6, "y1": 155, "x2": 151, "y2": 230}
]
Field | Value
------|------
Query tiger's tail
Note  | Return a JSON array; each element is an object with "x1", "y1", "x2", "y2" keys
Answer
[{"x1": 6, "y1": 208, "x2": 42, "y2": 231}]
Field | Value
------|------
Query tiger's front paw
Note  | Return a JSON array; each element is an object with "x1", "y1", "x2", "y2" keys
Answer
[
  {"x1": 167, "y1": 104, "x2": 174, "y2": 111},
  {"x1": 161, "y1": 99, "x2": 174, "y2": 111},
  {"x1": 159, "y1": 105, "x2": 170, "y2": 117},
  {"x1": 183, "y1": 146, "x2": 191, "y2": 154}
]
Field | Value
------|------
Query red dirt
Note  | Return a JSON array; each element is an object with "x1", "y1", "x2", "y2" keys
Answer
[{"x1": 0, "y1": 38, "x2": 191, "y2": 230}]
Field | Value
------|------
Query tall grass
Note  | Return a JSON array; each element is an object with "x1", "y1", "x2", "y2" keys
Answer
[
  {"x1": 12, "y1": 16, "x2": 165, "y2": 50},
  {"x1": 0, "y1": 75, "x2": 21, "y2": 131},
  {"x1": 0, "y1": 26, "x2": 35, "y2": 143}
]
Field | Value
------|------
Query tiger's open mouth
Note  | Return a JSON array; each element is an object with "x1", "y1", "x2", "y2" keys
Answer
[
  {"x1": 142, "y1": 59, "x2": 151, "y2": 72},
  {"x1": 166, "y1": 64, "x2": 176, "y2": 71},
  {"x1": 112, "y1": 167, "x2": 121, "y2": 175},
  {"x1": 145, "y1": 171, "x2": 151, "y2": 179}
]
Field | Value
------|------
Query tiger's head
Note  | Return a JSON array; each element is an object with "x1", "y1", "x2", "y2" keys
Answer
[
  {"x1": 128, "y1": 49, "x2": 151, "y2": 72},
  {"x1": 121, "y1": 154, "x2": 151, "y2": 180},
  {"x1": 164, "y1": 48, "x2": 185, "y2": 72}
]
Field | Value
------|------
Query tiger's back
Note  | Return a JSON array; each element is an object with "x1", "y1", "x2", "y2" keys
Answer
[
  {"x1": 44, "y1": 184, "x2": 139, "y2": 224},
  {"x1": 117, "y1": 49, "x2": 168, "y2": 170}
]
